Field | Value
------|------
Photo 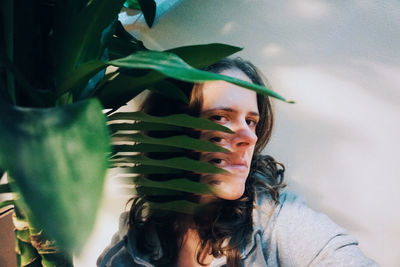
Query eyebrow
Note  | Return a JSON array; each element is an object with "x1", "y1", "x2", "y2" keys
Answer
[{"x1": 202, "y1": 107, "x2": 259, "y2": 116}]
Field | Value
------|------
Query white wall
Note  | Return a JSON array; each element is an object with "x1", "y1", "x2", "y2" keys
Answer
[{"x1": 77, "y1": 1, "x2": 400, "y2": 266}]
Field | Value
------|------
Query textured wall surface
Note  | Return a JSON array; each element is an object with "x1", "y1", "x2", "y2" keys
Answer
[{"x1": 76, "y1": 1, "x2": 400, "y2": 266}]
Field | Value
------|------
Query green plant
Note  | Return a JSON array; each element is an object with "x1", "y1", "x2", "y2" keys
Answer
[{"x1": 0, "y1": 0, "x2": 292, "y2": 265}]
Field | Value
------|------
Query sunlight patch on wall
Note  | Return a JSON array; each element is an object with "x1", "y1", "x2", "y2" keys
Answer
[
  {"x1": 262, "y1": 43, "x2": 284, "y2": 58},
  {"x1": 221, "y1": 21, "x2": 235, "y2": 35},
  {"x1": 288, "y1": 0, "x2": 331, "y2": 19}
]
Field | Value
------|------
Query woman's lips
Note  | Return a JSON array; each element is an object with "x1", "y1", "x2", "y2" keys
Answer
[{"x1": 224, "y1": 163, "x2": 248, "y2": 173}]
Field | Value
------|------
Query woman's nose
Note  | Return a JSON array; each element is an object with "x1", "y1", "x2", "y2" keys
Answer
[{"x1": 231, "y1": 122, "x2": 257, "y2": 149}]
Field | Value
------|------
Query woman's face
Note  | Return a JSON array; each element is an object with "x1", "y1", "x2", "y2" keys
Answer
[{"x1": 199, "y1": 68, "x2": 259, "y2": 201}]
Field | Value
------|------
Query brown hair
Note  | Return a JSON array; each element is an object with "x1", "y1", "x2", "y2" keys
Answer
[{"x1": 128, "y1": 58, "x2": 285, "y2": 267}]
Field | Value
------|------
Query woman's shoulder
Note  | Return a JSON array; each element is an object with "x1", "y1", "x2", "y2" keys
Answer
[
  {"x1": 253, "y1": 189, "x2": 348, "y2": 237},
  {"x1": 252, "y1": 189, "x2": 308, "y2": 227},
  {"x1": 96, "y1": 212, "x2": 138, "y2": 267},
  {"x1": 251, "y1": 190, "x2": 379, "y2": 266}
]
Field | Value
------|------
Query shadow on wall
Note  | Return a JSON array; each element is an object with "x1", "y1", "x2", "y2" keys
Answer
[{"x1": 131, "y1": 1, "x2": 400, "y2": 266}]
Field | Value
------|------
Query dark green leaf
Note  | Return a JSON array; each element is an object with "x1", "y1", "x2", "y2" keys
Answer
[
  {"x1": 107, "y1": 111, "x2": 233, "y2": 133},
  {"x1": 16, "y1": 228, "x2": 30, "y2": 243},
  {"x1": 149, "y1": 80, "x2": 189, "y2": 103},
  {"x1": 111, "y1": 155, "x2": 226, "y2": 174},
  {"x1": 0, "y1": 200, "x2": 14, "y2": 210},
  {"x1": 40, "y1": 253, "x2": 73, "y2": 267},
  {"x1": 54, "y1": 0, "x2": 125, "y2": 84},
  {"x1": 108, "y1": 122, "x2": 183, "y2": 133},
  {"x1": 148, "y1": 200, "x2": 203, "y2": 214},
  {"x1": 0, "y1": 52, "x2": 45, "y2": 106},
  {"x1": 112, "y1": 133, "x2": 229, "y2": 152},
  {"x1": 117, "y1": 20, "x2": 147, "y2": 45},
  {"x1": 17, "y1": 238, "x2": 40, "y2": 267},
  {"x1": 112, "y1": 144, "x2": 184, "y2": 153},
  {"x1": 112, "y1": 165, "x2": 184, "y2": 174},
  {"x1": 98, "y1": 43, "x2": 241, "y2": 109},
  {"x1": 0, "y1": 183, "x2": 11, "y2": 193},
  {"x1": 108, "y1": 34, "x2": 145, "y2": 60},
  {"x1": 93, "y1": 72, "x2": 149, "y2": 107},
  {"x1": 133, "y1": 187, "x2": 185, "y2": 196},
  {"x1": 109, "y1": 51, "x2": 293, "y2": 103},
  {"x1": 119, "y1": 176, "x2": 212, "y2": 195},
  {"x1": 108, "y1": 20, "x2": 147, "y2": 60},
  {"x1": 0, "y1": 0, "x2": 15, "y2": 104},
  {"x1": 0, "y1": 99, "x2": 110, "y2": 253},
  {"x1": 57, "y1": 60, "x2": 107, "y2": 97},
  {"x1": 124, "y1": 0, "x2": 141, "y2": 9},
  {"x1": 166, "y1": 43, "x2": 242, "y2": 69},
  {"x1": 138, "y1": 0, "x2": 157, "y2": 27}
]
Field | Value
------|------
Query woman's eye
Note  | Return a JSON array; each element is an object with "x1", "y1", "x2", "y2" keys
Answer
[
  {"x1": 246, "y1": 119, "x2": 258, "y2": 127},
  {"x1": 209, "y1": 136, "x2": 222, "y2": 143},
  {"x1": 209, "y1": 115, "x2": 224, "y2": 122},
  {"x1": 209, "y1": 158, "x2": 223, "y2": 164}
]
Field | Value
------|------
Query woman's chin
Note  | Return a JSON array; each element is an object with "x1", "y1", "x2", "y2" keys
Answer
[{"x1": 211, "y1": 180, "x2": 246, "y2": 200}]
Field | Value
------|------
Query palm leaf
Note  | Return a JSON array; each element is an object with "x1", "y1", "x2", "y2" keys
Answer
[
  {"x1": 108, "y1": 122, "x2": 183, "y2": 133},
  {"x1": 109, "y1": 51, "x2": 292, "y2": 102},
  {"x1": 111, "y1": 155, "x2": 226, "y2": 174},
  {"x1": 112, "y1": 143, "x2": 184, "y2": 153},
  {"x1": 148, "y1": 200, "x2": 204, "y2": 215},
  {"x1": 111, "y1": 133, "x2": 229, "y2": 153},
  {"x1": 113, "y1": 165, "x2": 184, "y2": 174},
  {"x1": 107, "y1": 111, "x2": 233, "y2": 133},
  {"x1": 0, "y1": 183, "x2": 11, "y2": 193},
  {"x1": 117, "y1": 176, "x2": 212, "y2": 195},
  {"x1": 0, "y1": 200, "x2": 14, "y2": 210}
]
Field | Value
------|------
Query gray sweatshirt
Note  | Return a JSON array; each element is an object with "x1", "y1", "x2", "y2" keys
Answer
[{"x1": 98, "y1": 190, "x2": 379, "y2": 266}]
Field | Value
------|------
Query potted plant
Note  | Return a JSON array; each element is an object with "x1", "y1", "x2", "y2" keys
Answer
[{"x1": 0, "y1": 0, "x2": 291, "y2": 265}]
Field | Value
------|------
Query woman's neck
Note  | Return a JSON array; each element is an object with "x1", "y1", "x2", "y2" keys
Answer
[{"x1": 176, "y1": 228, "x2": 214, "y2": 267}]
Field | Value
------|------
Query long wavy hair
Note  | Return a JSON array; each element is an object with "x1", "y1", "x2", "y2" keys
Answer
[{"x1": 128, "y1": 58, "x2": 285, "y2": 267}]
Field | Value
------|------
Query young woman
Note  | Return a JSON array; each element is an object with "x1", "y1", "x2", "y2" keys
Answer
[{"x1": 98, "y1": 58, "x2": 378, "y2": 267}]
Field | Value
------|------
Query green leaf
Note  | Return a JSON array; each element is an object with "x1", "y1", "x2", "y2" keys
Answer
[
  {"x1": 97, "y1": 43, "x2": 242, "y2": 109},
  {"x1": 149, "y1": 80, "x2": 189, "y2": 103},
  {"x1": 114, "y1": 20, "x2": 146, "y2": 47},
  {"x1": 133, "y1": 187, "x2": 185, "y2": 196},
  {"x1": 124, "y1": 0, "x2": 141, "y2": 9},
  {"x1": 0, "y1": 200, "x2": 14, "y2": 210},
  {"x1": 112, "y1": 133, "x2": 229, "y2": 152},
  {"x1": 138, "y1": 0, "x2": 157, "y2": 27},
  {"x1": 40, "y1": 253, "x2": 73, "y2": 267},
  {"x1": 107, "y1": 111, "x2": 233, "y2": 133},
  {"x1": 16, "y1": 228, "x2": 30, "y2": 243},
  {"x1": 108, "y1": 51, "x2": 293, "y2": 103},
  {"x1": 17, "y1": 238, "x2": 41, "y2": 267},
  {"x1": 112, "y1": 165, "x2": 184, "y2": 174},
  {"x1": 108, "y1": 122, "x2": 183, "y2": 133},
  {"x1": 0, "y1": 0, "x2": 15, "y2": 104},
  {"x1": 0, "y1": 52, "x2": 45, "y2": 107},
  {"x1": 120, "y1": 176, "x2": 212, "y2": 195},
  {"x1": 93, "y1": 72, "x2": 149, "y2": 107},
  {"x1": 111, "y1": 155, "x2": 226, "y2": 174},
  {"x1": 112, "y1": 144, "x2": 184, "y2": 153},
  {"x1": 57, "y1": 60, "x2": 107, "y2": 97},
  {"x1": 149, "y1": 200, "x2": 203, "y2": 214},
  {"x1": 166, "y1": 43, "x2": 242, "y2": 69},
  {"x1": 54, "y1": 0, "x2": 125, "y2": 85},
  {"x1": 0, "y1": 183, "x2": 11, "y2": 193},
  {"x1": 0, "y1": 99, "x2": 110, "y2": 253},
  {"x1": 108, "y1": 22, "x2": 147, "y2": 60}
]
